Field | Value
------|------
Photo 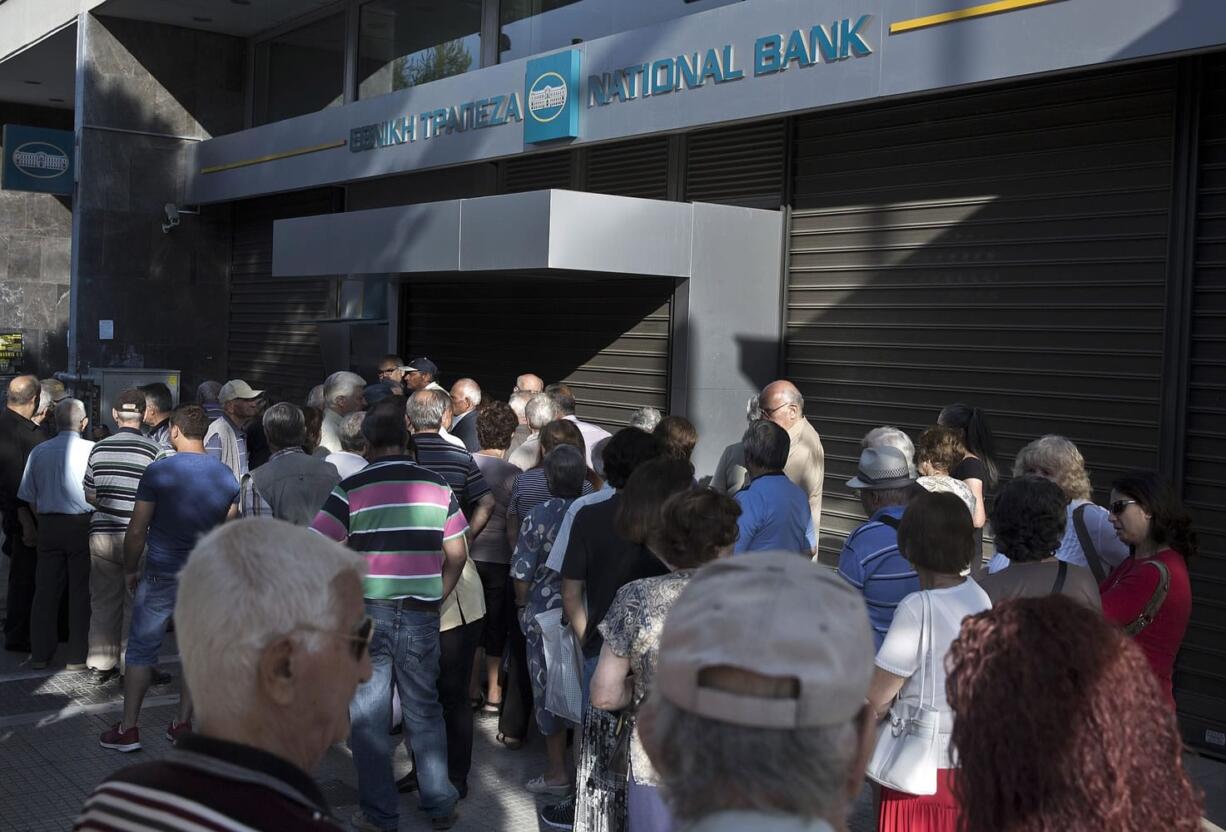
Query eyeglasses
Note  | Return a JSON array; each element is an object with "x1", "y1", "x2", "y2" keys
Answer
[
  {"x1": 761, "y1": 402, "x2": 795, "y2": 417},
  {"x1": 298, "y1": 616, "x2": 374, "y2": 661},
  {"x1": 1109, "y1": 499, "x2": 1138, "y2": 516}
]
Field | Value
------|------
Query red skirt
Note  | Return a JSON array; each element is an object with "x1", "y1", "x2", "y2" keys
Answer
[{"x1": 878, "y1": 768, "x2": 959, "y2": 832}]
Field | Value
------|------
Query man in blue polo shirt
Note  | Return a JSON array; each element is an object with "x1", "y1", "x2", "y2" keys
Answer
[
  {"x1": 837, "y1": 444, "x2": 920, "y2": 649},
  {"x1": 733, "y1": 421, "x2": 814, "y2": 556}
]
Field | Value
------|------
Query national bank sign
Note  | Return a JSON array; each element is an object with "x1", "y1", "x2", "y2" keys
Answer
[
  {"x1": 349, "y1": 15, "x2": 872, "y2": 154},
  {"x1": 1, "y1": 125, "x2": 75, "y2": 196}
]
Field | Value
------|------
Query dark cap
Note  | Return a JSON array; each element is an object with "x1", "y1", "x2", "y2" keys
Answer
[
  {"x1": 114, "y1": 388, "x2": 146, "y2": 416},
  {"x1": 405, "y1": 357, "x2": 438, "y2": 377},
  {"x1": 363, "y1": 381, "x2": 399, "y2": 406}
]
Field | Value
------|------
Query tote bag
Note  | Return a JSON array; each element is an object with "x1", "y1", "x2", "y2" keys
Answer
[
  {"x1": 537, "y1": 607, "x2": 585, "y2": 724},
  {"x1": 866, "y1": 591, "x2": 942, "y2": 795}
]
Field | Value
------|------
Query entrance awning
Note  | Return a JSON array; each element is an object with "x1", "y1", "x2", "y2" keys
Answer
[{"x1": 272, "y1": 189, "x2": 699, "y2": 278}]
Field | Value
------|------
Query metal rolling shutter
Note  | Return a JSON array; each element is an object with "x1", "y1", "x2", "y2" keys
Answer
[
  {"x1": 1181, "y1": 56, "x2": 1226, "y2": 756},
  {"x1": 586, "y1": 136, "x2": 671, "y2": 199},
  {"x1": 401, "y1": 278, "x2": 673, "y2": 432},
  {"x1": 228, "y1": 190, "x2": 342, "y2": 402},
  {"x1": 685, "y1": 120, "x2": 787, "y2": 209},
  {"x1": 786, "y1": 64, "x2": 1177, "y2": 563},
  {"x1": 502, "y1": 150, "x2": 572, "y2": 192}
]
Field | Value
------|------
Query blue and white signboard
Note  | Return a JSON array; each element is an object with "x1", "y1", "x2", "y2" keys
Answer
[
  {"x1": 2, "y1": 125, "x2": 75, "y2": 196},
  {"x1": 524, "y1": 50, "x2": 581, "y2": 144}
]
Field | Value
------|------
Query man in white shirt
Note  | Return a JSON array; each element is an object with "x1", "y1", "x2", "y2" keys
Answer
[
  {"x1": 18, "y1": 399, "x2": 94, "y2": 669},
  {"x1": 325, "y1": 411, "x2": 369, "y2": 479},
  {"x1": 508, "y1": 393, "x2": 559, "y2": 471},
  {"x1": 545, "y1": 383, "x2": 610, "y2": 474}
]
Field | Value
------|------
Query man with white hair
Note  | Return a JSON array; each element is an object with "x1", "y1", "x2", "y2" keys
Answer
[
  {"x1": 239, "y1": 403, "x2": 340, "y2": 525},
  {"x1": 861, "y1": 425, "x2": 916, "y2": 465},
  {"x1": 76, "y1": 519, "x2": 371, "y2": 831},
  {"x1": 639, "y1": 552, "x2": 877, "y2": 832},
  {"x1": 82, "y1": 388, "x2": 160, "y2": 685},
  {"x1": 205, "y1": 379, "x2": 264, "y2": 480},
  {"x1": 318, "y1": 371, "x2": 366, "y2": 455},
  {"x1": 507, "y1": 393, "x2": 559, "y2": 471},
  {"x1": 545, "y1": 383, "x2": 611, "y2": 471},
  {"x1": 448, "y1": 378, "x2": 482, "y2": 452},
  {"x1": 326, "y1": 410, "x2": 369, "y2": 479},
  {"x1": 18, "y1": 398, "x2": 94, "y2": 669},
  {"x1": 507, "y1": 390, "x2": 533, "y2": 457},
  {"x1": 196, "y1": 380, "x2": 223, "y2": 422},
  {"x1": 760, "y1": 380, "x2": 826, "y2": 550},
  {"x1": 514, "y1": 373, "x2": 544, "y2": 395}
]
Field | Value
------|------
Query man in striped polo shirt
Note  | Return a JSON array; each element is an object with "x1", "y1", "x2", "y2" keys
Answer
[
  {"x1": 82, "y1": 388, "x2": 160, "y2": 686},
  {"x1": 311, "y1": 400, "x2": 466, "y2": 832}
]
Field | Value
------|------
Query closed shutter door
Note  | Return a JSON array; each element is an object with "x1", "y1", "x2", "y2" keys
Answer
[
  {"x1": 1181, "y1": 55, "x2": 1226, "y2": 755},
  {"x1": 502, "y1": 150, "x2": 572, "y2": 192},
  {"x1": 786, "y1": 63, "x2": 1177, "y2": 563},
  {"x1": 685, "y1": 120, "x2": 786, "y2": 209},
  {"x1": 586, "y1": 137, "x2": 671, "y2": 199},
  {"x1": 401, "y1": 278, "x2": 672, "y2": 431},
  {"x1": 229, "y1": 190, "x2": 342, "y2": 402}
]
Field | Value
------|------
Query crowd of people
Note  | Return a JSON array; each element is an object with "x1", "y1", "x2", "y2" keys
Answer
[{"x1": 0, "y1": 355, "x2": 1204, "y2": 832}]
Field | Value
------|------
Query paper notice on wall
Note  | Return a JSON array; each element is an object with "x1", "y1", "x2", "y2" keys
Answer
[
  {"x1": 99, "y1": 320, "x2": 114, "y2": 340},
  {"x1": 0, "y1": 333, "x2": 23, "y2": 373}
]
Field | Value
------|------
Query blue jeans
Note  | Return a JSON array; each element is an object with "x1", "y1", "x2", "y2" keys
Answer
[
  {"x1": 124, "y1": 573, "x2": 178, "y2": 667},
  {"x1": 350, "y1": 602, "x2": 457, "y2": 826}
]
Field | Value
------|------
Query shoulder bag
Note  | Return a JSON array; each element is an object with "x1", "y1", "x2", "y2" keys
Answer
[
  {"x1": 1051, "y1": 561, "x2": 1068, "y2": 594},
  {"x1": 866, "y1": 591, "x2": 941, "y2": 795},
  {"x1": 1072, "y1": 504, "x2": 1107, "y2": 582},
  {"x1": 537, "y1": 607, "x2": 585, "y2": 725},
  {"x1": 1124, "y1": 560, "x2": 1171, "y2": 637}
]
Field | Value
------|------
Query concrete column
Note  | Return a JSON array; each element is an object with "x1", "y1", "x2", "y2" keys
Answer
[{"x1": 70, "y1": 13, "x2": 244, "y2": 387}]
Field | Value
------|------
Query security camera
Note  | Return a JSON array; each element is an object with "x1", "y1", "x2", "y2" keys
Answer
[{"x1": 161, "y1": 203, "x2": 180, "y2": 234}]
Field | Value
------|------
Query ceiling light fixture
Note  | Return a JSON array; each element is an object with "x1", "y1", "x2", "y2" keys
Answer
[
  {"x1": 48, "y1": 97, "x2": 65, "y2": 103},
  {"x1": 192, "y1": 15, "x2": 214, "y2": 22},
  {"x1": 23, "y1": 79, "x2": 42, "y2": 85}
]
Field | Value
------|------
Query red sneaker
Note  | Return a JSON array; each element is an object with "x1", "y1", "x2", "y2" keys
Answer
[
  {"x1": 100, "y1": 722, "x2": 142, "y2": 752},
  {"x1": 166, "y1": 719, "x2": 192, "y2": 744}
]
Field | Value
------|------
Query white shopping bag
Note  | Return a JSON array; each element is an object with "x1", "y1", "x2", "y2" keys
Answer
[{"x1": 536, "y1": 607, "x2": 584, "y2": 725}]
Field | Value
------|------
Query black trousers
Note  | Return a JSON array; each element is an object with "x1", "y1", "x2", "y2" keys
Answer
[
  {"x1": 2, "y1": 513, "x2": 37, "y2": 650},
  {"x1": 30, "y1": 513, "x2": 91, "y2": 664},
  {"x1": 498, "y1": 575, "x2": 533, "y2": 742},
  {"x1": 438, "y1": 619, "x2": 482, "y2": 788}
]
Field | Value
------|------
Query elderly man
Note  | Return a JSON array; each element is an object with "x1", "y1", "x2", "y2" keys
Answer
[
  {"x1": 376, "y1": 354, "x2": 406, "y2": 388},
  {"x1": 404, "y1": 357, "x2": 442, "y2": 393},
  {"x1": 75, "y1": 519, "x2": 370, "y2": 830},
  {"x1": 760, "y1": 380, "x2": 826, "y2": 551},
  {"x1": 326, "y1": 411, "x2": 369, "y2": 479},
  {"x1": 18, "y1": 398, "x2": 94, "y2": 669},
  {"x1": 448, "y1": 378, "x2": 482, "y2": 452},
  {"x1": 0, "y1": 375, "x2": 46, "y2": 653},
  {"x1": 507, "y1": 393, "x2": 559, "y2": 471},
  {"x1": 638, "y1": 552, "x2": 877, "y2": 832},
  {"x1": 196, "y1": 380, "x2": 224, "y2": 422},
  {"x1": 733, "y1": 421, "x2": 814, "y2": 556},
  {"x1": 205, "y1": 379, "x2": 264, "y2": 480},
  {"x1": 240, "y1": 403, "x2": 340, "y2": 525},
  {"x1": 318, "y1": 371, "x2": 366, "y2": 455},
  {"x1": 711, "y1": 396, "x2": 762, "y2": 497},
  {"x1": 311, "y1": 401, "x2": 464, "y2": 831},
  {"x1": 507, "y1": 390, "x2": 533, "y2": 457},
  {"x1": 837, "y1": 445, "x2": 920, "y2": 650},
  {"x1": 37, "y1": 378, "x2": 68, "y2": 438},
  {"x1": 83, "y1": 389, "x2": 160, "y2": 684},
  {"x1": 545, "y1": 383, "x2": 610, "y2": 472},
  {"x1": 100, "y1": 405, "x2": 240, "y2": 753},
  {"x1": 139, "y1": 382, "x2": 175, "y2": 451},
  {"x1": 514, "y1": 373, "x2": 544, "y2": 395}
]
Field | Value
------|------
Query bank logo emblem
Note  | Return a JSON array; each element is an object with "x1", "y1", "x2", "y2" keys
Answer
[
  {"x1": 524, "y1": 51, "x2": 581, "y2": 144},
  {"x1": 12, "y1": 142, "x2": 69, "y2": 179},
  {"x1": 528, "y1": 71, "x2": 568, "y2": 123}
]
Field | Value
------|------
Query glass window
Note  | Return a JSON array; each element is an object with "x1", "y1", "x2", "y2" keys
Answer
[
  {"x1": 499, "y1": 0, "x2": 741, "y2": 63},
  {"x1": 253, "y1": 13, "x2": 346, "y2": 126},
  {"x1": 358, "y1": 0, "x2": 483, "y2": 100}
]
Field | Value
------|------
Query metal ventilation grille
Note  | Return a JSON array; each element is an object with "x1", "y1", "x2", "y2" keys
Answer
[
  {"x1": 502, "y1": 150, "x2": 572, "y2": 192},
  {"x1": 228, "y1": 190, "x2": 342, "y2": 403},
  {"x1": 586, "y1": 137, "x2": 671, "y2": 199},
  {"x1": 1179, "y1": 55, "x2": 1226, "y2": 756},
  {"x1": 685, "y1": 120, "x2": 786, "y2": 208},
  {"x1": 786, "y1": 63, "x2": 1177, "y2": 564}
]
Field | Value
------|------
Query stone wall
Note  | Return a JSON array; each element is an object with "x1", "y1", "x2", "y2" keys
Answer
[
  {"x1": 71, "y1": 14, "x2": 245, "y2": 389},
  {"x1": 0, "y1": 103, "x2": 73, "y2": 377}
]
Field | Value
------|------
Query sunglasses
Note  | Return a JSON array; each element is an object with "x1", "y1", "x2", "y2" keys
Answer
[
  {"x1": 1109, "y1": 499, "x2": 1138, "y2": 516},
  {"x1": 299, "y1": 615, "x2": 374, "y2": 661}
]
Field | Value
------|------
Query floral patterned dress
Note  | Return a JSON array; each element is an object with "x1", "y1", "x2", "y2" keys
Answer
[{"x1": 510, "y1": 496, "x2": 574, "y2": 736}]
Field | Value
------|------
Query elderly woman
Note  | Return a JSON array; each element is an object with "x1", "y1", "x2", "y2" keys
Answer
[
  {"x1": 946, "y1": 595, "x2": 1203, "y2": 831},
  {"x1": 652, "y1": 416, "x2": 698, "y2": 463},
  {"x1": 511, "y1": 445, "x2": 588, "y2": 794},
  {"x1": 1101, "y1": 470, "x2": 1195, "y2": 707},
  {"x1": 506, "y1": 420, "x2": 596, "y2": 552},
  {"x1": 977, "y1": 476, "x2": 1100, "y2": 609},
  {"x1": 591, "y1": 489, "x2": 741, "y2": 832},
  {"x1": 987, "y1": 434, "x2": 1130, "y2": 578},
  {"x1": 867, "y1": 491, "x2": 992, "y2": 832},
  {"x1": 710, "y1": 396, "x2": 761, "y2": 496}
]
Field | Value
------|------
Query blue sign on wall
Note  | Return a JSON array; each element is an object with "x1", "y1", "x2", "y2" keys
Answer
[
  {"x1": 2, "y1": 125, "x2": 75, "y2": 196},
  {"x1": 524, "y1": 50, "x2": 581, "y2": 144}
]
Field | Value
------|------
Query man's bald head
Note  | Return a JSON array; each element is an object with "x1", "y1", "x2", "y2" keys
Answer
[
  {"x1": 5, "y1": 375, "x2": 40, "y2": 410},
  {"x1": 515, "y1": 374, "x2": 544, "y2": 394},
  {"x1": 760, "y1": 380, "x2": 805, "y2": 430}
]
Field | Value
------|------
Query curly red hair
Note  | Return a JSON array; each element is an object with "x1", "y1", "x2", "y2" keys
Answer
[{"x1": 945, "y1": 595, "x2": 1202, "y2": 832}]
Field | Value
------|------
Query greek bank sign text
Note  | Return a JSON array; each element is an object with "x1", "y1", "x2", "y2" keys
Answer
[{"x1": 348, "y1": 16, "x2": 872, "y2": 155}]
